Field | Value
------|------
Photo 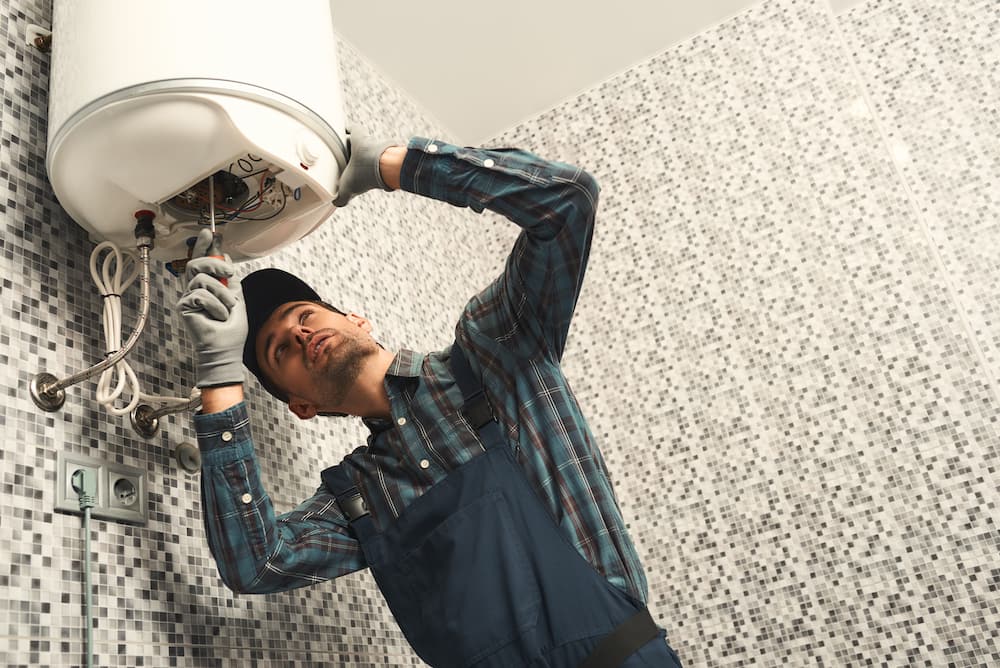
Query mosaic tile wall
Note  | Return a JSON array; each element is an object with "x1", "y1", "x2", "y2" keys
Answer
[
  {"x1": 479, "y1": 0, "x2": 999, "y2": 665},
  {"x1": 838, "y1": 0, "x2": 1000, "y2": 401},
  {"x1": 1, "y1": 0, "x2": 489, "y2": 665},
  {"x1": 2, "y1": 0, "x2": 998, "y2": 666}
]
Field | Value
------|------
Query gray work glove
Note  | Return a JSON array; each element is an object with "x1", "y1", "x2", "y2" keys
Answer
[
  {"x1": 177, "y1": 229, "x2": 247, "y2": 388},
  {"x1": 332, "y1": 123, "x2": 401, "y2": 207}
]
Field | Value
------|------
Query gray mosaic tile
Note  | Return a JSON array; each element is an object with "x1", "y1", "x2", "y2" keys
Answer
[
  {"x1": 2, "y1": 0, "x2": 999, "y2": 665},
  {"x1": 483, "y1": 0, "x2": 999, "y2": 665},
  {"x1": 839, "y1": 0, "x2": 1000, "y2": 385},
  {"x1": 1, "y1": 0, "x2": 476, "y2": 665}
]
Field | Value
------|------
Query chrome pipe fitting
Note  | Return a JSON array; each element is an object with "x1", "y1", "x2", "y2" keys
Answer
[{"x1": 130, "y1": 394, "x2": 202, "y2": 438}]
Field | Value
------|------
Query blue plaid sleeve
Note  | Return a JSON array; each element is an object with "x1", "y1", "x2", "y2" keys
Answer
[
  {"x1": 400, "y1": 138, "x2": 600, "y2": 360},
  {"x1": 195, "y1": 402, "x2": 365, "y2": 593}
]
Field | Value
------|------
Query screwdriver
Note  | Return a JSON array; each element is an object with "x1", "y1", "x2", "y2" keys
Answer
[
  {"x1": 208, "y1": 173, "x2": 216, "y2": 237},
  {"x1": 207, "y1": 174, "x2": 228, "y2": 286}
]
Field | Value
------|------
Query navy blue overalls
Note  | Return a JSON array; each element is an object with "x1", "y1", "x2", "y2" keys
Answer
[{"x1": 322, "y1": 346, "x2": 683, "y2": 667}]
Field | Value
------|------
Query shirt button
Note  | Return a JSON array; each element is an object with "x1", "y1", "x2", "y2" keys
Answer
[
  {"x1": 483, "y1": 159, "x2": 495, "y2": 168},
  {"x1": 427, "y1": 143, "x2": 438, "y2": 153},
  {"x1": 419, "y1": 459, "x2": 430, "y2": 469},
  {"x1": 221, "y1": 431, "x2": 233, "y2": 442},
  {"x1": 397, "y1": 417, "x2": 406, "y2": 426},
  {"x1": 240, "y1": 493, "x2": 252, "y2": 504}
]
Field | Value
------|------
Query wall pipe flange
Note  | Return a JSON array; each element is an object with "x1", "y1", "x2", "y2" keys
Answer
[
  {"x1": 175, "y1": 442, "x2": 202, "y2": 473},
  {"x1": 130, "y1": 394, "x2": 201, "y2": 438},
  {"x1": 130, "y1": 404, "x2": 160, "y2": 439},
  {"x1": 30, "y1": 372, "x2": 66, "y2": 411}
]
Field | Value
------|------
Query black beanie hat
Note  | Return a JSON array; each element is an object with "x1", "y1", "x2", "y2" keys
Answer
[{"x1": 240, "y1": 268, "x2": 321, "y2": 402}]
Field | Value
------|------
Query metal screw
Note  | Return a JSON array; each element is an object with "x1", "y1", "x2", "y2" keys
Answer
[{"x1": 33, "y1": 34, "x2": 51, "y2": 52}]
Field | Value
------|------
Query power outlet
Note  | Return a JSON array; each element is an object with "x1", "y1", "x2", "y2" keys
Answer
[
  {"x1": 106, "y1": 465, "x2": 146, "y2": 523},
  {"x1": 55, "y1": 452, "x2": 106, "y2": 515},
  {"x1": 56, "y1": 452, "x2": 147, "y2": 525}
]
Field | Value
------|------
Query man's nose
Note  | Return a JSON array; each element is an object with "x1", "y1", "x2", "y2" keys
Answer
[{"x1": 293, "y1": 325, "x2": 313, "y2": 348}]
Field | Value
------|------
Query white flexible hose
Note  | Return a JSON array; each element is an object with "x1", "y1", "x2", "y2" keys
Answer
[{"x1": 89, "y1": 242, "x2": 198, "y2": 415}]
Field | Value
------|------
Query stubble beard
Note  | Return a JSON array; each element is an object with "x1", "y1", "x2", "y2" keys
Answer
[{"x1": 313, "y1": 333, "x2": 377, "y2": 407}]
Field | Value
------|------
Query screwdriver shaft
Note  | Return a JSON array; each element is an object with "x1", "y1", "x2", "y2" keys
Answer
[{"x1": 208, "y1": 175, "x2": 216, "y2": 236}]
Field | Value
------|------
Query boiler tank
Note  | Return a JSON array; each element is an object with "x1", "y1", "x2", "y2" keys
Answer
[{"x1": 46, "y1": 0, "x2": 348, "y2": 263}]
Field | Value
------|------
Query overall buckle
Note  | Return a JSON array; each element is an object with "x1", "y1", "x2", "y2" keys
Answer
[{"x1": 340, "y1": 492, "x2": 369, "y2": 522}]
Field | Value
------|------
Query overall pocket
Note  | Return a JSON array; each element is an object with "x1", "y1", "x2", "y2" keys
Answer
[{"x1": 375, "y1": 488, "x2": 541, "y2": 667}]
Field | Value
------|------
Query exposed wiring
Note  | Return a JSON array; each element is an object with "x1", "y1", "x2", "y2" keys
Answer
[
  {"x1": 230, "y1": 173, "x2": 276, "y2": 218},
  {"x1": 233, "y1": 180, "x2": 288, "y2": 221},
  {"x1": 197, "y1": 172, "x2": 278, "y2": 223},
  {"x1": 89, "y1": 242, "x2": 199, "y2": 416}
]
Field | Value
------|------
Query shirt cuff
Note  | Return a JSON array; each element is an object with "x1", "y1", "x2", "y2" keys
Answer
[
  {"x1": 400, "y1": 137, "x2": 455, "y2": 196},
  {"x1": 193, "y1": 400, "x2": 255, "y2": 465}
]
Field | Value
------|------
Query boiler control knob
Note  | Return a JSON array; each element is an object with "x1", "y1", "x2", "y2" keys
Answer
[{"x1": 296, "y1": 134, "x2": 323, "y2": 167}]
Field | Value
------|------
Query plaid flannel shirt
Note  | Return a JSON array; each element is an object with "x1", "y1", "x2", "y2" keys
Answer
[{"x1": 194, "y1": 137, "x2": 649, "y2": 606}]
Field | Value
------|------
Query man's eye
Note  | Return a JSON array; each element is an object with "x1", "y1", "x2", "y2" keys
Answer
[
  {"x1": 300, "y1": 309, "x2": 313, "y2": 323},
  {"x1": 275, "y1": 344, "x2": 286, "y2": 362}
]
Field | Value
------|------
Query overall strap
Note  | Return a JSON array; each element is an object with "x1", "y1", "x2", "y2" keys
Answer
[
  {"x1": 321, "y1": 343, "x2": 499, "y2": 543},
  {"x1": 579, "y1": 607, "x2": 659, "y2": 668},
  {"x1": 321, "y1": 461, "x2": 377, "y2": 543},
  {"x1": 449, "y1": 344, "x2": 505, "y2": 448}
]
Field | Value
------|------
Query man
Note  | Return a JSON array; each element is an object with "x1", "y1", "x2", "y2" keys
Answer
[{"x1": 178, "y1": 128, "x2": 683, "y2": 667}]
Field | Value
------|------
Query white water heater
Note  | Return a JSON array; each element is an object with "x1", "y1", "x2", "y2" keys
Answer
[{"x1": 46, "y1": 0, "x2": 347, "y2": 264}]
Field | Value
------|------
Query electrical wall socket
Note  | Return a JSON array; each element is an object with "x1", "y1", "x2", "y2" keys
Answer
[
  {"x1": 55, "y1": 452, "x2": 106, "y2": 514},
  {"x1": 56, "y1": 451, "x2": 147, "y2": 524}
]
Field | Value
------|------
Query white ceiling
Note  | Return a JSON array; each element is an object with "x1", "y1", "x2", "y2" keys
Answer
[{"x1": 329, "y1": 0, "x2": 869, "y2": 145}]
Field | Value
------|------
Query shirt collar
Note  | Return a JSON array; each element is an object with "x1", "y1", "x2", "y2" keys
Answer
[
  {"x1": 362, "y1": 349, "x2": 424, "y2": 434},
  {"x1": 385, "y1": 348, "x2": 424, "y2": 378}
]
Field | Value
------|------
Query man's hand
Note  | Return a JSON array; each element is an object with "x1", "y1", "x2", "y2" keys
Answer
[
  {"x1": 332, "y1": 124, "x2": 402, "y2": 207},
  {"x1": 177, "y1": 229, "x2": 247, "y2": 389}
]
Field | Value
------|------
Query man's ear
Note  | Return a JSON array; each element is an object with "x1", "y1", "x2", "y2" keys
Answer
[
  {"x1": 345, "y1": 313, "x2": 373, "y2": 334},
  {"x1": 288, "y1": 399, "x2": 318, "y2": 420}
]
